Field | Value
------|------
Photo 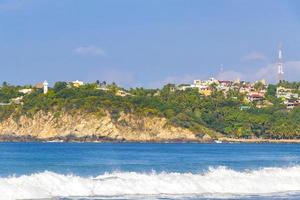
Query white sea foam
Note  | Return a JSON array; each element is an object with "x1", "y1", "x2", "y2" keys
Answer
[{"x1": 1, "y1": 166, "x2": 300, "y2": 200}]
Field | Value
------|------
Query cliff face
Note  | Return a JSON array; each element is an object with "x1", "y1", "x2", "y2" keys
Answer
[{"x1": 0, "y1": 112, "x2": 210, "y2": 142}]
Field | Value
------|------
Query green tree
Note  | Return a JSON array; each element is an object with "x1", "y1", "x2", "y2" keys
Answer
[{"x1": 53, "y1": 82, "x2": 68, "y2": 92}]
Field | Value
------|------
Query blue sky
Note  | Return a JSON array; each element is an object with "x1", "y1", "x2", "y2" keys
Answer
[{"x1": 1, "y1": 0, "x2": 300, "y2": 88}]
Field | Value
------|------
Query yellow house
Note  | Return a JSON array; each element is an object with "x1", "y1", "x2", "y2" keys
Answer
[{"x1": 199, "y1": 89, "x2": 212, "y2": 96}]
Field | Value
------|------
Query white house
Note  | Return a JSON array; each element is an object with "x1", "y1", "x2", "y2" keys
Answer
[
  {"x1": 19, "y1": 88, "x2": 33, "y2": 94},
  {"x1": 71, "y1": 80, "x2": 84, "y2": 87},
  {"x1": 177, "y1": 84, "x2": 193, "y2": 91},
  {"x1": 276, "y1": 86, "x2": 298, "y2": 100},
  {"x1": 116, "y1": 90, "x2": 132, "y2": 97},
  {"x1": 205, "y1": 77, "x2": 219, "y2": 86}
]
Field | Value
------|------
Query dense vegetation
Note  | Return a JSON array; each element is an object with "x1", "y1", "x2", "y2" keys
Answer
[{"x1": 0, "y1": 81, "x2": 300, "y2": 139}]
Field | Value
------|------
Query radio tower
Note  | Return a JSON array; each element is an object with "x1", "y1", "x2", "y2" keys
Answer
[{"x1": 277, "y1": 45, "x2": 284, "y2": 82}]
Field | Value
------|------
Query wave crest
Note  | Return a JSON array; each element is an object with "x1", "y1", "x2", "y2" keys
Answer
[{"x1": 1, "y1": 166, "x2": 300, "y2": 200}]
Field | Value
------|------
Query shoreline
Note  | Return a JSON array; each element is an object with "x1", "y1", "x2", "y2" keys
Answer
[
  {"x1": 1, "y1": 136, "x2": 300, "y2": 143},
  {"x1": 218, "y1": 138, "x2": 300, "y2": 144}
]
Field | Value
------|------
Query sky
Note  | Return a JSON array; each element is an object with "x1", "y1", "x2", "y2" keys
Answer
[{"x1": 1, "y1": 0, "x2": 300, "y2": 88}]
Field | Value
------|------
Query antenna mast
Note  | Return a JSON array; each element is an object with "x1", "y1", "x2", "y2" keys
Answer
[{"x1": 277, "y1": 44, "x2": 284, "y2": 82}]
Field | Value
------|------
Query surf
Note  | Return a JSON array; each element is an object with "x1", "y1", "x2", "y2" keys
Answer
[{"x1": 1, "y1": 166, "x2": 300, "y2": 200}]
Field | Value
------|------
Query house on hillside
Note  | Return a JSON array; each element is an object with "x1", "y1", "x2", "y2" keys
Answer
[
  {"x1": 205, "y1": 77, "x2": 219, "y2": 86},
  {"x1": 177, "y1": 84, "x2": 193, "y2": 91},
  {"x1": 34, "y1": 81, "x2": 48, "y2": 94},
  {"x1": 284, "y1": 99, "x2": 299, "y2": 109},
  {"x1": 34, "y1": 83, "x2": 44, "y2": 89},
  {"x1": 97, "y1": 82, "x2": 109, "y2": 91},
  {"x1": 217, "y1": 80, "x2": 232, "y2": 94},
  {"x1": 11, "y1": 96, "x2": 23, "y2": 104},
  {"x1": 169, "y1": 87, "x2": 175, "y2": 92},
  {"x1": 218, "y1": 80, "x2": 232, "y2": 88},
  {"x1": 276, "y1": 86, "x2": 298, "y2": 100},
  {"x1": 199, "y1": 87, "x2": 212, "y2": 96},
  {"x1": 193, "y1": 79, "x2": 215, "y2": 96},
  {"x1": 19, "y1": 88, "x2": 33, "y2": 94},
  {"x1": 239, "y1": 85, "x2": 251, "y2": 94},
  {"x1": 116, "y1": 90, "x2": 132, "y2": 97},
  {"x1": 71, "y1": 80, "x2": 84, "y2": 88},
  {"x1": 247, "y1": 92, "x2": 264, "y2": 102}
]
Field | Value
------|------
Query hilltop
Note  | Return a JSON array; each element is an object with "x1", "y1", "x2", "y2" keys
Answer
[{"x1": 0, "y1": 79, "x2": 300, "y2": 142}]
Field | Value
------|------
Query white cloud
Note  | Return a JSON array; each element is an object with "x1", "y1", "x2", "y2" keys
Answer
[
  {"x1": 253, "y1": 63, "x2": 276, "y2": 82},
  {"x1": 149, "y1": 60, "x2": 300, "y2": 88},
  {"x1": 241, "y1": 52, "x2": 267, "y2": 62},
  {"x1": 214, "y1": 60, "x2": 300, "y2": 84},
  {"x1": 216, "y1": 70, "x2": 244, "y2": 81},
  {"x1": 254, "y1": 61, "x2": 300, "y2": 83},
  {"x1": 73, "y1": 45, "x2": 106, "y2": 57}
]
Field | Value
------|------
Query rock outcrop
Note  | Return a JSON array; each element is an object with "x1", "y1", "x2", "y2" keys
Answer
[{"x1": 0, "y1": 111, "x2": 211, "y2": 142}]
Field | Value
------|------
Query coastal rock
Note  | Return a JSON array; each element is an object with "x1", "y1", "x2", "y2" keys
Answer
[
  {"x1": 202, "y1": 134, "x2": 212, "y2": 141},
  {"x1": 0, "y1": 111, "x2": 203, "y2": 142}
]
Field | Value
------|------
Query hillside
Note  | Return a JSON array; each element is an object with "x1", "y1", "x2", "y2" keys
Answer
[
  {"x1": 0, "y1": 80, "x2": 300, "y2": 141},
  {"x1": 0, "y1": 111, "x2": 217, "y2": 142}
]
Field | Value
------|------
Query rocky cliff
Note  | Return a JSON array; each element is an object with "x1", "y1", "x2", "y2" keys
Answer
[{"x1": 0, "y1": 111, "x2": 213, "y2": 142}]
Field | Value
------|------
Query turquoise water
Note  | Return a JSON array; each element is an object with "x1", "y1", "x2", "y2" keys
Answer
[{"x1": 1, "y1": 143, "x2": 300, "y2": 199}]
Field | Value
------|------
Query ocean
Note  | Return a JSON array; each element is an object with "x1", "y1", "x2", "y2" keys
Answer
[{"x1": 0, "y1": 142, "x2": 300, "y2": 200}]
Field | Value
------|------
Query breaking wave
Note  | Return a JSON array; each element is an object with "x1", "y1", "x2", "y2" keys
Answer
[{"x1": 1, "y1": 166, "x2": 300, "y2": 200}]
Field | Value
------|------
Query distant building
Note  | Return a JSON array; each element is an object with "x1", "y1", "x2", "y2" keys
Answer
[
  {"x1": 97, "y1": 85, "x2": 109, "y2": 91},
  {"x1": 170, "y1": 86, "x2": 176, "y2": 92},
  {"x1": 34, "y1": 83, "x2": 44, "y2": 89},
  {"x1": 247, "y1": 92, "x2": 264, "y2": 102},
  {"x1": 116, "y1": 90, "x2": 132, "y2": 97},
  {"x1": 199, "y1": 88, "x2": 212, "y2": 96},
  {"x1": 97, "y1": 81, "x2": 109, "y2": 91},
  {"x1": 206, "y1": 77, "x2": 219, "y2": 85},
  {"x1": 218, "y1": 80, "x2": 232, "y2": 86},
  {"x1": 71, "y1": 80, "x2": 84, "y2": 87},
  {"x1": 19, "y1": 88, "x2": 33, "y2": 94},
  {"x1": 34, "y1": 81, "x2": 48, "y2": 94},
  {"x1": 43, "y1": 80, "x2": 48, "y2": 94},
  {"x1": 217, "y1": 80, "x2": 232, "y2": 93},
  {"x1": 276, "y1": 86, "x2": 298, "y2": 99},
  {"x1": 11, "y1": 96, "x2": 23, "y2": 104},
  {"x1": 259, "y1": 79, "x2": 266, "y2": 86},
  {"x1": 193, "y1": 80, "x2": 203, "y2": 86},
  {"x1": 239, "y1": 86, "x2": 251, "y2": 94},
  {"x1": 177, "y1": 84, "x2": 193, "y2": 91},
  {"x1": 154, "y1": 91, "x2": 161, "y2": 96},
  {"x1": 252, "y1": 79, "x2": 267, "y2": 86},
  {"x1": 284, "y1": 99, "x2": 299, "y2": 109}
]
